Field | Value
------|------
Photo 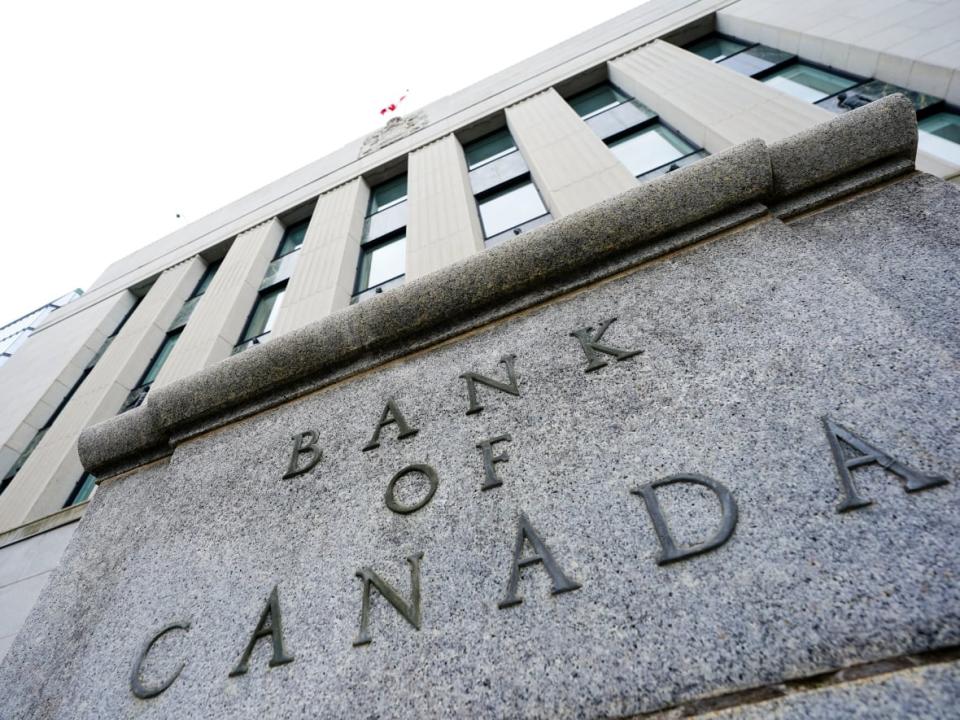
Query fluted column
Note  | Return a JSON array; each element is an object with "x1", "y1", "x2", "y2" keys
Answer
[
  {"x1": 271, "y1": 179, "x2": 369, "y2": 335},
  {"x1": 505, "y1": 88, "x2": 637, "y2": 217},
  {"x1": 406, "y1": 135, "x2": 484, "y2": 280}
]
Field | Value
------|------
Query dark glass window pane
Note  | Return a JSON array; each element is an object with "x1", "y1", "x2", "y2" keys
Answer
[
  {"x1": 609, "y1": 124, "x2": 695, "y2": 177},
  {"x1": 687, "y1": 36, "x2": 748, "y2": 62},
  {"x1": 358, "y1": 235, "x2": 406, "y2": 291},
  {"x1": 762, "y1": 63, "x2": 859, "y2": 102},
  {"x1": 464, "y1": 129, "x2": 517, "y2": 169},
  {"x1": 816, "y1": 80, "x2": 942, "y2": 114},
  {"x1": 140, "y1": 330, "x2": 182, "y2": 387},
  {"x1": 719, "y1": 44, "x2": 793, "y2": 76},
  {"x1": 191, "y1": 259, "x2": 221, "y2": 298},
  {"x1": 367, "y1": 176, "x2": 408, "y2": 214},
  {"x1": 65, "y1": 472, "x2": 97, "y2": 507},
  {"x1": 477, "y1": 182, "x2": 548, "y2": 238},
  {"x1": 275, "y1": 219, "x2": 309, "y2": 258},
  {"x1": 568, "y1": 83, "x2": 630, "y2": 119},
  {"x1": 585, "y1": 100, "x2": 656, "y2": 141},
  {"x1": 241, "y1": 285, "x2": 286, "y2": 342},
  {"x1": 919, "y1": 112, "x2": 960, "y2": 165}
]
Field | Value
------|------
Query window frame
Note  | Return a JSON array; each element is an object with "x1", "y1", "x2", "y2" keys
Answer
[
  {"x1": 353, "y1": 229, "x2": 407, "y2": 296},
  {"x1": 236, "y1": 281, "x2": 288, "y2": 350},
  {"x1": 474, "y1": 175, "x2": 551, "y2": 241},
  {"x1": 273, "y1": 219, "x2": 310, "y2": 260}
]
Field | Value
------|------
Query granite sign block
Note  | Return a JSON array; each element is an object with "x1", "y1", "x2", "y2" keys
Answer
[{"x1": 1, "y1": 173, "x2": 957, "y2": 718}]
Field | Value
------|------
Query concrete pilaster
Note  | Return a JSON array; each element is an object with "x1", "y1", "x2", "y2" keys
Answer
[
  {"x1": 609, "y1": 41, "x2": 831, "y2": 152},
  {"x1": 0, "y1": 259, "x2": 200, "y2": 529},
  {"x1": 271, "y1": 180, "x2": 369, "y2": 336},
  {"x1": 505, "y1": 88, "x2": 637, "y2": 217},
  {"x1": 152, "y1": 219, "x2": 283, "y2": 388},
  {"x1": 0, "y1": 294, "x2": 133, "y2": 478},
  {"x1": 406, "y1": 135, "x2": 484, "y2": 281}
]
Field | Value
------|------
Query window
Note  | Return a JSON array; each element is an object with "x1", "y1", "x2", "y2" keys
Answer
[
  {"x1": 192, "y1": 259, "x2": 221, "y2": 298},
  {"x1": 567, "y1": 82, "x2": 706, "y2": 182},
  {"x1": 1, "y1": 296, "x2": 141, "y2": 495},
  {"x1": 64, "y1": 472, "x2": 97, "y2": 508},
  {"x1": 357, "y1": 233, "x2": 406, "y2": 292},
  {"x1": 609, "y1": 125, "x2": 698, "y2": 178},
  {"x1": 120, "y1": 328, "x2": 182, "y2": 412},
  {"x1": 686, "y1": 33, "x2": 960, "y2": 166},
  {"x1": 477, "y1": 181, "x2": 548, "y2": 238},
  {"x1": 236, "y1": 282, "x2": 286, "y2": 351},
  {"x1": 687, "y1": 36, "x2": 748, "y2": 62},
  {"x1": 274, "y1": 219, "x2": 309, "y2": 259},
  {"x1": 462, "y1": 128, "x2": 552, "y2": 247},
  {"x1": 762, "y1": 63, "x2": 859, "y2": 103},
  {"x1": 352, "y1": 176, "x2": 409, "y2": 302},
  {"x1": 919, "y1": 112, "x2": 960, "y2": 165}
]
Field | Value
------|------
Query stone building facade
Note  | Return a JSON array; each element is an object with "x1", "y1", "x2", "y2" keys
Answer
[{"x1": 1, "y1": 1, "x2": 958, "y2": 716}]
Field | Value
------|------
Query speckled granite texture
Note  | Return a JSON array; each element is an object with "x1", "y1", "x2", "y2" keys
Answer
[{"x1": 2, "y1": 173, "x2": 958, "y2": 719}]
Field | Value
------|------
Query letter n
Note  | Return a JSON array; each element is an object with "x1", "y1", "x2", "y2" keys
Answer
[
  {"x1": 353, "y1": 552, "x2": 424, "y2": 646},
  {"x1": 459, "y1": 354, "x2": 520, "y2": 415},
  {"x1": 823, "y1": 416, "x2": 949, "y2": 513}
]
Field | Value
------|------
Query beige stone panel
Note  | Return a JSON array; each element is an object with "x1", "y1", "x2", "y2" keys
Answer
[
  {"x1": 406, "y1": 135, "x2": 484, "y2": 281},
  {"x1": 153, "y1": 221, "x2": 283, "y2": 388},
  {"x1": 506, "y1": 88, "x2": 636, "y2": 217},
  {"x1": 610, "y1": 41, "x2": 830, "y2": 153},
  {"x1": 271, "y1": 180, "x2": 369, "y2": 336},
  {"x1": 0, "y1": 260, "x2": 199, "y2": 529},
  {"x1": 0, "y1": 294, "x2": 131, "y2": 475}
]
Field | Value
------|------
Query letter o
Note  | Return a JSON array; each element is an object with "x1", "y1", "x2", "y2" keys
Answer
[{"x1": 384, "y1": 464, "x2": 439, "y2": 514}]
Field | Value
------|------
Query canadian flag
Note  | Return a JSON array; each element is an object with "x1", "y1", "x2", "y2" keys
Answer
[{"x1": 380, "y1": 90, "x2": 410, "y2": 117}]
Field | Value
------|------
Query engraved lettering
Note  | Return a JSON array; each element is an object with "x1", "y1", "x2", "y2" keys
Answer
[
  {"x1": 459, "y1": 354, "x2": 520, "y2": 415},
  {"x1": 476, "y1": 433, "x2": 512, "y2": 491},
  {"x1": 384, "y1": 464, "x2": 439, "y2": 514},
  {"x1": 130, "y1": 621, "x2": 190, "y2": 699},
  {"x1": 353, "y1": 552, "x2": 424, "y2": 646},
  {"x1": 282, "y1": 430, "x2": 322, "y2": 479},
  {"x1": 822, "y1": 416, "x2": 949, "y2": 513},
  {"x1": 631, "y1": 473, "x2": 738, "y2": 565},
  {"x1": 229, "y1": 585, "x2": 294, "y2": 677},
  {"x1": 498, "y1": 513, "x2": 581, "y2": 608},
  {"x1": 362, "y1": 397, "x2": 419, "y2": 451},
  {"x1": 569, "y1": 317, "x2": 641, "y2": 372}
]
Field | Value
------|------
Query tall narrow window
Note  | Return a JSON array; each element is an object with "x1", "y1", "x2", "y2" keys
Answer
[
  {"x1": 462, "y1": 128, "x2": 551, "y2": 248},
  {"x1": 64, "y1": 472, "x2": 97, "y2": 508},
  {"x1": 353, "y1": 176, "x2": 408, "y2": 303},
  {"x1": 236, "y1": 282, "x2": 287, "y2": 351},
  {"x1": 120, "y1": 257, "x2": 222, "y2": 412},
  {"x1": 567, "y1": 82, "x2": 706, "y2": 182},
  {"x1": 233, "y1": 216, "x2": 310, "y2": 352},
  {"x1": 1, "y1": 295, "x2": 142, "y2": 496}
]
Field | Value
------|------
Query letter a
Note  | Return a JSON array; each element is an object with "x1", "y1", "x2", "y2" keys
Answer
[
  {"x1": 569, "y1": 317, "x2": 641, "y2": 372},
  {"x1": 353, "y1": 552, "x2": 424, "y2": 646},
  {"x1": 498, "y1": 514, "x2": 581, "y2": 608},
  {"x1": 363, "y1": 397, "x2": 419, "y2": 451},
  {"x1": 229, "y1": 586, "x2": 295, "y2": 677},
  {"x1": 631, "y1": 474, "x2": 738, "y2": 565},
  {"x1": 822, "y1": 416, "x2": 949, "y2": 513}
]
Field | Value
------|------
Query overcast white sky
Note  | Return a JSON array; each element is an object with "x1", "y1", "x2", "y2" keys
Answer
[{"x1": 0, "y1": 0, "x2": 645, "y2": 323}]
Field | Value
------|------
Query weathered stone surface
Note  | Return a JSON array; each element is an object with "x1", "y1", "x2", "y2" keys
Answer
[
  {"x1": 4, "y1": 173, "x2": 958, "y2": 719},
  {"x1": 766, "y1": 93, "x2": 917, "y2": 200},
  {"x1": 701, "y1": 661, "x2": 960, "y2": 719}
]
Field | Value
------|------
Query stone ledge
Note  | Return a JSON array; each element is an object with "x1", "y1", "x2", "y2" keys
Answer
[{"x1": 77, "y1": 96, "x2": 919, "y2": 477}]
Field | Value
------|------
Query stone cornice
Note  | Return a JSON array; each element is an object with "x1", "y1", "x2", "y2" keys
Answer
[{"x1": 78, "y1": 95, "x2": 918, "y2": 479}]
